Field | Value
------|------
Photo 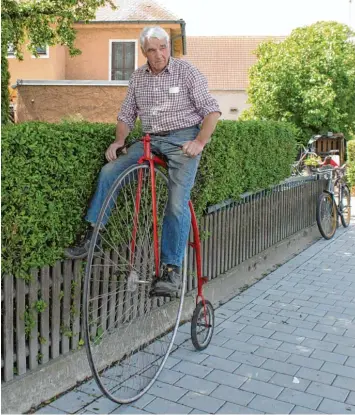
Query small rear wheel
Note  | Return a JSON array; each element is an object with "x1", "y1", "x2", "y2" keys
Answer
[
  {"x1": 191, "y1": 300, "x2": 214, "y2": 351},
  {"x1": 316, "y1": 192, "x2": 337, "y2": 240},
  {"x1": 339, "y1": 184, "x2": 351, "y2": 228}
]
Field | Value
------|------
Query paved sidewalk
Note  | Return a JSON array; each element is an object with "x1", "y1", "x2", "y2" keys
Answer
[{"x1": 36, "y1": 221, "x2": 355, "y2": 415}]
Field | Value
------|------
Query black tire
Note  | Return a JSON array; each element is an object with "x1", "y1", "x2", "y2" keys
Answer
[
  {"x1": 191, "y1": 300, "x2": 214, "y2": 351},
  {"x1": 316, "y1": 192, "x2": 337, "y2": 240},
  {"x1": 339, "y1": 184, "x2": 351, "y2": 228},
  {"x1": 83, "y1": 163, "x2": 187, "y2": 404}
]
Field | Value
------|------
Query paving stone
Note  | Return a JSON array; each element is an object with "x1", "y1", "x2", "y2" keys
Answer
[
  {"x1": 222, "y1": 339, "x2": 259, "y2": 353},
  {"x1": 205, "y1": 369, "x2": 247, "y2": 389},
  {"x1": 264, "y1": 322, "x2": 296, "y2": 334},
  {"x1": 220, "y1": 301, "x2": 246, "y2": 311},
  {"x1": 247, "y1": 336, "x2": 282, "y2": 349},
  {"x1": 130, "y1": 393, "x2": 156, "y2": 409},
  {"x1": 262, "y1": 359, "x2": 300, "y2": 376},
  {"x1": 321, "y1": 362, "x2": 355, "y2": 379},
  {"x1": 251, "y1": 305, "x2": 280, "y2": 315},
  {"x1": 189, "y1": 409, "x2": 209, "y2": 414},
  {"x1": 311, "y1": 349, "x2": 347, "y2": 365},
  {"x1": 143, "y1": 397, "x2": 192, "y2": 414},
  {"x1": 84, "y1": 397, "x2": 120, "y2": 414},
  {"x1": 178, "y1": 391, "x2": 224, "y2": 413},
  {"x1": 254, "y1": 346, "x2": 291, "y2": 362},
  {"x1": 240, "y1": 325, "x2": 275, "y2": 338},
  {"x1": 211, "y1": 384, "x2": 255, "y2": 406},
  {"x1": 347, "y1": 392, "x2": 355, "y2": 405},
  {"x1": 201, "y1": 355, "x2": 241, "y2": 373},
  {"x1": 240, "y1": 378, "x2": 283, "y2": 399},
  {"x1": 175, "y1": 374, "x2": 218, "y2": 395},
  {"x1": 296, "y1": 367, "x2": 336, "y2": 385},
  {"x1": 317, "y1": 398, "x2": 355, "y2": 414},
  {"x1": 170, "y1": 348, "x2": 209, "y2": 364},
  {"x1": 306, "y1": 381, "x2": 349, "y2": 402},
  {"x1": 301, "y1": 338, "x2": 336, "y2": 352},
  {"x1": 233, "y1": 309, "x2": 262, "y2": 319},
  {"x1": 313, "y1": 323, "x2": 346, "y2": 336},
  {"x1": 201, "y1": 344, "x2": 234, "y2": 359},
  {"x1": 173, "y1": 361, "x2": 212, "y2": 378},
  {"x1": 269, "y1": 373, "x2": 311, "y2": 392},
  {"x1": 35, "y1": 406, "x2": 64, "y2": 414},
  {"x1": 284, "y1": 316, "x2": 317, "y2": 330},
  {"x1": 218, "y1": 329, "x2": 252, "y2": 341},
  {"x1": 111, "y1": 406, "x2": 151, "y2": 414},
  {"x1": 215, "y1": 308, "x2": 237, "y2": 319},
  {"x1": 148, "y1": 380, "x2": 187, "y2": 402},
  {"x1": 141, "y1": 367, "x2": 184, "y2": 385},
  {"x1": 277, "y1": 310, "x2": 307, "y2": 321},
  {"x1": 292, "y1": 328, "x2": 325, "y2": 341},
  {"x1": 276, "y1": 388, "x2": 322, "y2": 410},
  {"x1": 248, "y1": 395, "x2": 294, "y2": 414},
  {"x1": 228, "y1": 350, "x2": 266, "y2": 367},
  {"x1": 234, "y1": 364, "x2": 275, "y2": 382},
  {"x1": 216, "y1": 402, "x2": 263, "y2": 414},
  {"x1": 278, "y1": 341, "x2": 314, "y2": 357},
  {"x1": 271, "y1": 332, "x2": 305, "y2": 345},
  {"x1": 290, "y1": 406, "x2": 323, "y2": 414},
  {"x1": 49, "y1": 391, "x2": 96, "y2": 412},
  {"x1": 257, "y1": 313, "x2": 287, "y2": 324},
  {"x1": 286, "y1": 354, "x2": 324, "y2": 370},
  {"x1": 345, "y1": 357, "x2": 355, "y2": 368},
  {"x1": 236, "y1": 316, "x2": 268, "y2": 328},
  {"x1": 333, "y1": 375, "x2": 355, "y2": 391}
]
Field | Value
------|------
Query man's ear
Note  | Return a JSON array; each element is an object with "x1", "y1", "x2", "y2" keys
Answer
[{"x1": 141, "y1": 47, "x2": 147, "y2": 58}]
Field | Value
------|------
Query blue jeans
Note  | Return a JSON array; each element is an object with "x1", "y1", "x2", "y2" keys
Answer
[{"x1": 86, "y1": 125, "x2": 201, "y2": 267}]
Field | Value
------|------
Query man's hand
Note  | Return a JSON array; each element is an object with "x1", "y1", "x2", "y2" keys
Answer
[
  {"x1": 105, "y1": 141, "x2": 127, "y2": 162},
  {"x1": 182, "y1": 140, "x2": 205, "y2": 158}
]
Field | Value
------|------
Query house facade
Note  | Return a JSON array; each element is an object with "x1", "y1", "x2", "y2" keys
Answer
[
  {"x1": 10, "y1": 0, "x2": 186, "y2": 123},
  {"x1": 182, "y1": 36, "x2": 283, "y2": 120}
]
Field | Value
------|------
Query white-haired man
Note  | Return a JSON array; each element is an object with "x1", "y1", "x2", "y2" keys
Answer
[{"x1": 65, "y1": 26, "x2": 221, "y2": 296}]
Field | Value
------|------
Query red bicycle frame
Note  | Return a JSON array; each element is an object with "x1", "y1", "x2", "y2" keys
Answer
[{"x1": 130, "y1": 134, "x2": 208, "y2": 306}]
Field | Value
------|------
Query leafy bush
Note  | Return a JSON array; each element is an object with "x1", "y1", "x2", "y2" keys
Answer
[
  {"x1": 241, "y1": 21, "x2": 355, "y2": 143},
  {"x1": 348, "y1": 140, "x2": 355, "y2": 189},
  {"x1": 2, "y1": 120, "x2": 297, "y2": 279}
]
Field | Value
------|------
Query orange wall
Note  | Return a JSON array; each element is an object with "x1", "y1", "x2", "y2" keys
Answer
[
  {"x1": 8, "y1": 44, "x2": 66, "y2": 86},
  {"x1": 65, "y1": 24, "x2": 175, "y2": 80}
]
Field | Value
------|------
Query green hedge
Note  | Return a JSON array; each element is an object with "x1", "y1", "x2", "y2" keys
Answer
[
  {"x1": 348, "y1": 140, "x2": 355, "y2": 189},
  {"x1": 2, "y1": 120, "x2": 297, "y2": 279}
]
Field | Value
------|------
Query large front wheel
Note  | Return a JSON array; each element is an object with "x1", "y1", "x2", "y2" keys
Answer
[
  {"x1": 316, "y1": 192, "x2": 337, "y2": 240},
  {"x1": 83, "y1": 164, "x2": 187, "y2": 404}
]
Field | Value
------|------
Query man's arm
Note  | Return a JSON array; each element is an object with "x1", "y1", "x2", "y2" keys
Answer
[
  {"x1": 182, "y1": 112, "x2": 220, "y2": 157},
  {"x1": 106, "y1": 76, "x2": 137, "y2": 162},
  {"x1": 182, "y1": 66, "x2": 221, "y2": 157}
]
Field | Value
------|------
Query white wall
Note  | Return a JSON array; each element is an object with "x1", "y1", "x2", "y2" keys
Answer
[{"x1": 211, "y1": 90, "x2": 250, "y2": 120}]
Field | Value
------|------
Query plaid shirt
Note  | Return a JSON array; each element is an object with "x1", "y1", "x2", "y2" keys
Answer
[{"x1": 117, "y1": 57, "x2": 221, "y2": 133}]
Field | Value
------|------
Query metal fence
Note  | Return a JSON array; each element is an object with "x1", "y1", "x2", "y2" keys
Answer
[{"x1": 1, "y1": 176, "x2": 326, "y2": 384}]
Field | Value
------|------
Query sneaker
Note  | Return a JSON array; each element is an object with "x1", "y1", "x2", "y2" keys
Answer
[
  {"x1": 151, "y1": 264, "x2": 181, "y2": 296},
  {"x1": 64, "y1": 228, "x2": 100, "y2": 259}
]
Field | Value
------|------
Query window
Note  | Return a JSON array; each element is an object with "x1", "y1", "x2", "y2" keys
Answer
[
  {"x1": 110, "y1": 41, "x2": 136, "y2": 81},
  {"x1": 32, "y1": 45, "x2": 49, "y2": 58},
  {"x1": 7, "y1": 44, "x2": 15, "y2": 58}
]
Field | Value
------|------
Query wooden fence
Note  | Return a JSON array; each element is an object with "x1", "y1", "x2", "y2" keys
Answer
[{"x1": 1, "y1": 176, "x2": 325, "y2": 384}]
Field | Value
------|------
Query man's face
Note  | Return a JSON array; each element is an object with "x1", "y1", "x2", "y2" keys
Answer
[{"x1": 142, "y1": 37, "x2": 170, "y2": 74}]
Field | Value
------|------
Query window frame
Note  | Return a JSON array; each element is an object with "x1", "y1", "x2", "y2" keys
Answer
[
  {"x1": 109, "y1": 39, "x2": 138, "y2": 83},
  {"x1": 31, "y1": 45, "x2": 50, "y2": 59},
  {"x1": 7, "y1": 44, "x2": 16, "y2": 59}
]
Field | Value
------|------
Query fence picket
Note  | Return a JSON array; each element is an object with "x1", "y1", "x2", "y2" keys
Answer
[
  {"x1": 61, "y1": 260, "x2": 72, "y2": 354},
  {"x1": 16, "y1": 277, "x2": 26, "y2": 375},
  {"x1": 51, "y1": 262, "x2": 61, "y2": 359},
  {"x1": 3, "y1": 274, "x2": 14, "y2": 381},
  {"x1": 40, "y1": 266, "x2": 50, "y2": 364},
  {"x1": 71, "y1": 260, "x2": 83, "y2": 350},
  {"x1": 28, "y1": 269, "x2": 39, "y2": 370}
]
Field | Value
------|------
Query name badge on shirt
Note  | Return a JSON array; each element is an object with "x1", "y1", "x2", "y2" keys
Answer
[{"x1": 169, "y1": 86, "x2": 179, "y2": 94}]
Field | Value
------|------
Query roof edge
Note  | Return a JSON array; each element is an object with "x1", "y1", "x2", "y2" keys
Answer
[{"x1": 14, "y1": 80, "x2": 129, "y2": 88}]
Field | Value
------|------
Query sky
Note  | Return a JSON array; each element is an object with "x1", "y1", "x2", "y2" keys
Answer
[{"x1": 157, "y1": 0, "x2": 354, "y2": 36}]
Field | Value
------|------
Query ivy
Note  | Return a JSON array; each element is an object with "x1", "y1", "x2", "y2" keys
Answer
[{"x1": 2, "y1": 120, "x2": 297, "y2": 279}]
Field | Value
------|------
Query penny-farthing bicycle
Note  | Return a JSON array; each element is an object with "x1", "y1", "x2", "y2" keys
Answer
[{"x1": 83, "y1": 134, "x2": 215, "y2": 403}]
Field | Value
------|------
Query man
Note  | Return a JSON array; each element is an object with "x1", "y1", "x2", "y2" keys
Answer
[{"x1": 65, "y1": 26, "x2": 221, "y2": 295}]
